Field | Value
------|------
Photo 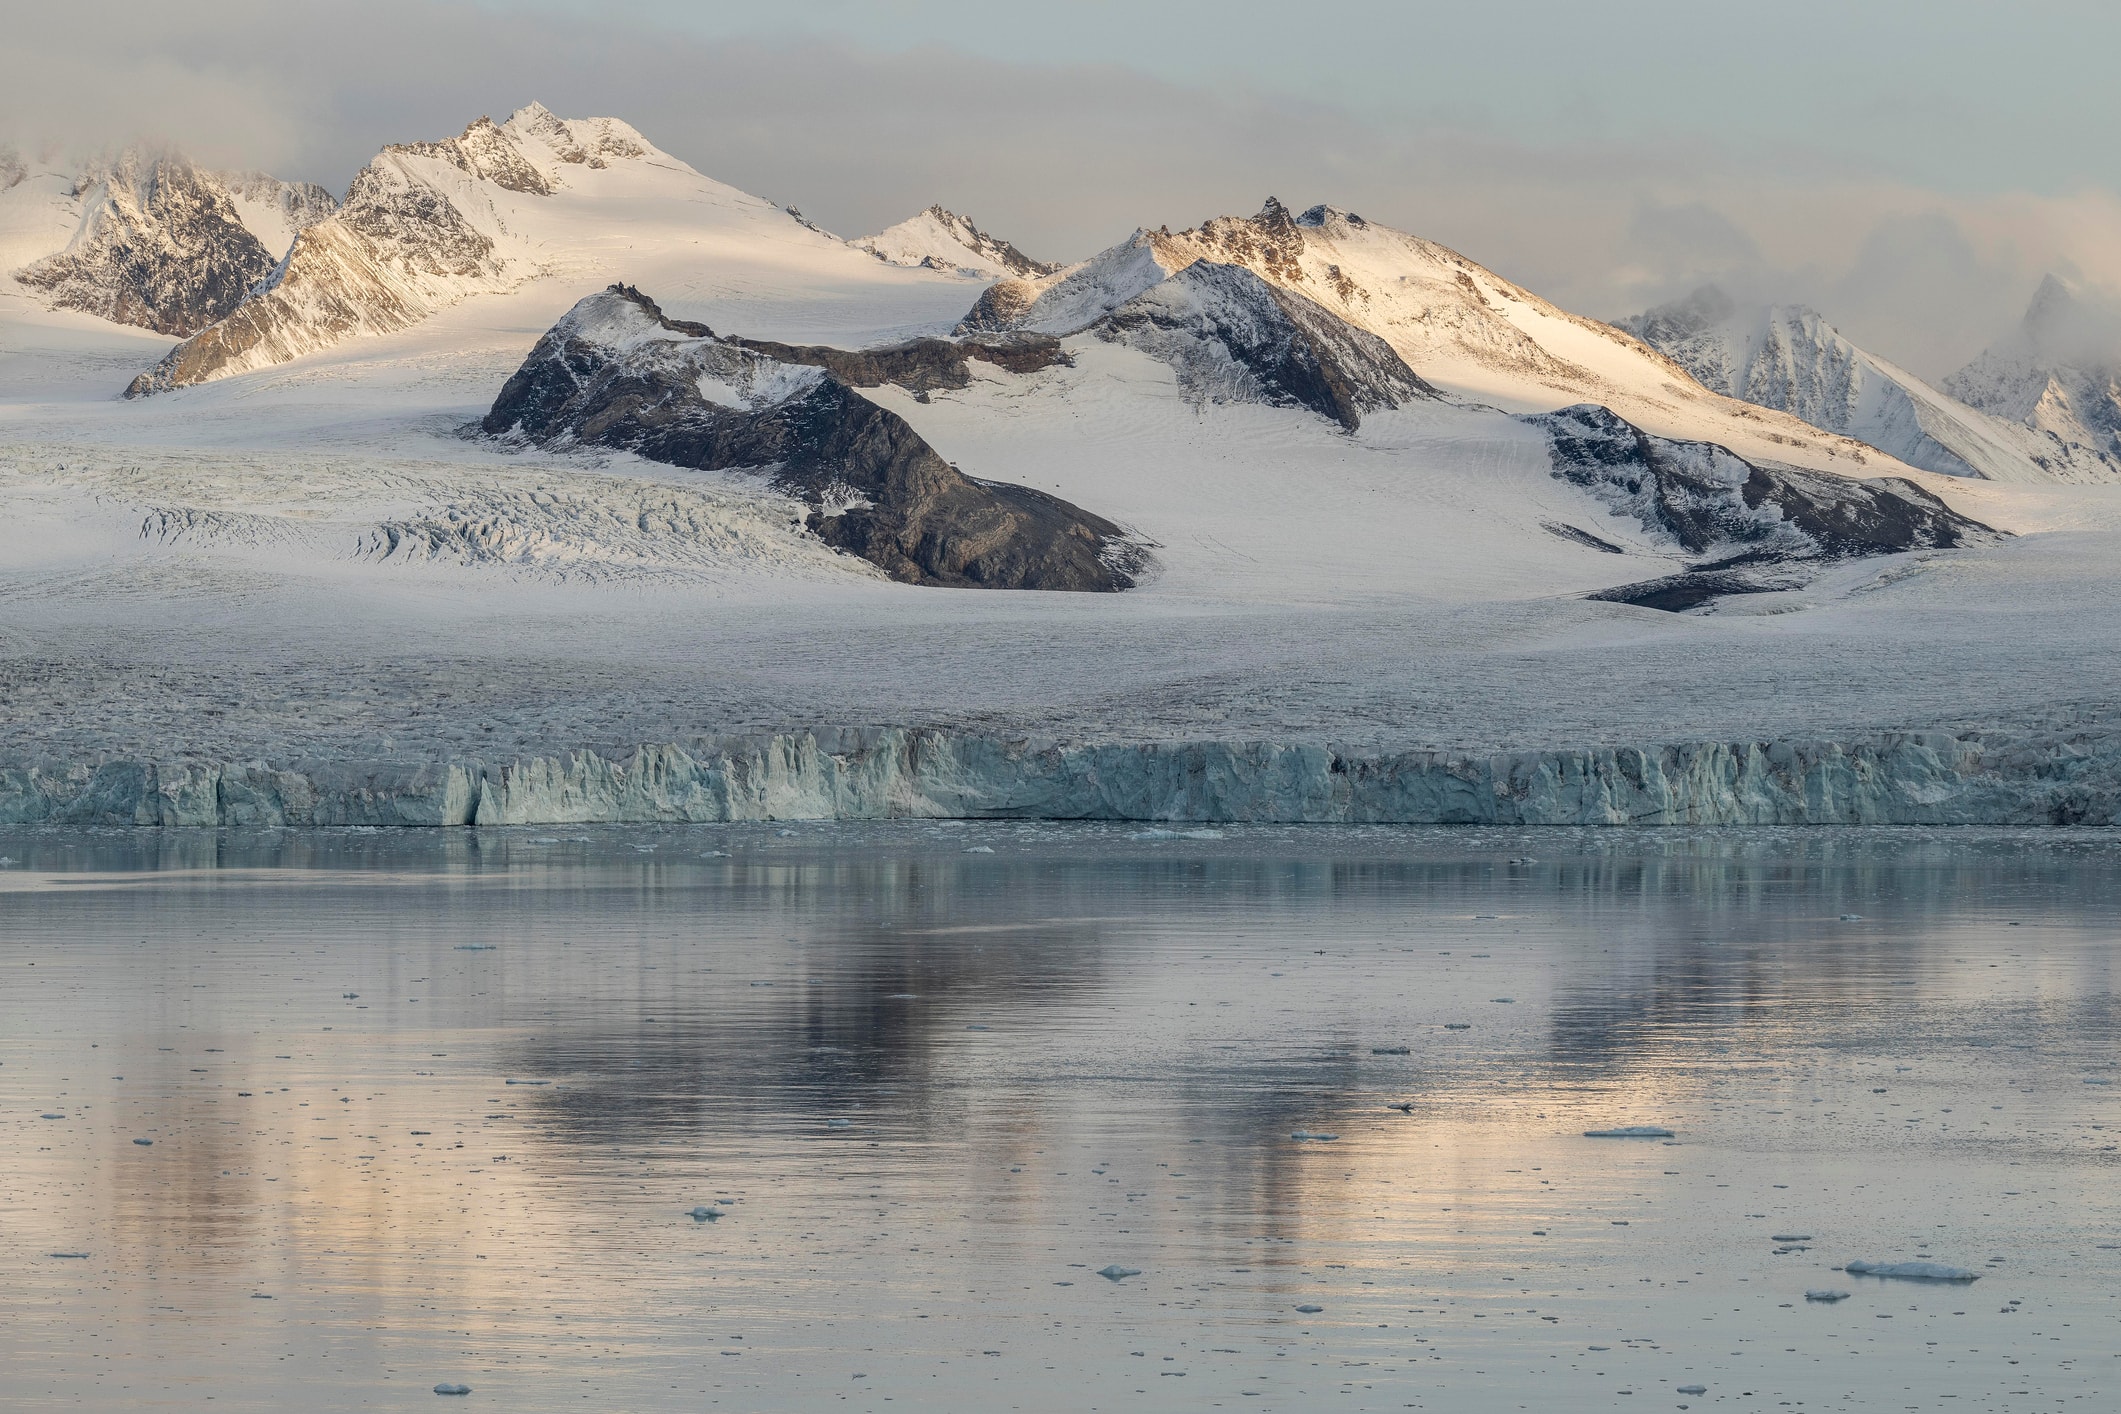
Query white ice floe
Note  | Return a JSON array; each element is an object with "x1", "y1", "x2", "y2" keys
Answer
[
  {"x1": 1582, "y1": 1126, "x2": 1675, "y2": 1138},
  {"x1": 1843, "y1": 1259, "x2": 1980, "y2": 1282}
]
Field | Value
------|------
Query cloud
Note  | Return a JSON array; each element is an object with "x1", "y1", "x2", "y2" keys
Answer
[{"x1": 3, "y1": 0, "x2": 2118, "y2": 380}]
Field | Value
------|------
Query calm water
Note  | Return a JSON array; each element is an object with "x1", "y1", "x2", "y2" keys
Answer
[{"x1": 2, "y1": 824, "x2": 2117, "y2": 1412}]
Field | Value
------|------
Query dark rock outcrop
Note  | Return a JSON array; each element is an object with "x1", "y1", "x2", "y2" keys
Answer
[
  {"x1": 1090, "y1": 259, "x2": 1439, "y2": 429},
  {"x1": 481, "y1": 286, "x2": 1145, "y2": 592},
  {"x1": 1532, "y1": 404, "x2": 1999, "y2": 610}
]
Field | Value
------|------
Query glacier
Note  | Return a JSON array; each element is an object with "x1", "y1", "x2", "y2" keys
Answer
[{"x1": 4, "y1": 729, "x2": 2115, "y2": 828}]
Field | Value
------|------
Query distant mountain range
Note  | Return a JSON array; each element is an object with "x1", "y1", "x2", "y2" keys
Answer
[
  {"x1": 2, "y1": 102, "x2": 2098, "y2": 615},
  {"x1": 1622, "y1": 284, "x2": 2120, "y2": 483},
  {"x1": 8, "y1": 107, "x2": 2114, "y2": 491}
]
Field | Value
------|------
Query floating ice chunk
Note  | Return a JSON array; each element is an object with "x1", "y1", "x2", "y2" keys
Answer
[
  {"x1": 1371, "y1": 1046, "x2": 1410, "y2": 1055},
  {"x1": 1294, "y1": 1304, "x2": 1324, "y2": 1314},
  {"x1": 826, "y1": 1118, "x2": 852, "y2": 1128},
  {"x1": 1839, "y1": 914, "x2": 1863, "y2": 921},
  {"x1": 49, "y1": 1252, "x2": 89, "y2": 1259},
  {"x1": 1677, "y1": 1385, "x2": 1707, "y2": 1396},
  {"x1": 1843, "y1": 1259, "x2": 1979, "y2": 1282},
  {"x1": 1583, "y1": 1126, "x2": 1675, "y2": 1138},
  {"x1": 1770, "y1": 1234, "x2": 1813, "y2": 1242},
  {"x1": 1289, "y1": 1131, "x2": 1339, "y2": 1142},
  {"x1": 132, "y1": 1139, "x2": 153, "y2": 1146},
  {"x1": 688, "y1": 1206, "x2": 723, "y2": 1221},
  {"x1": 1805, "y1": 1289, "x2": 1850, "y2": 1302},
  {"x1": 1443, "y1": 1023, "x2": 1472, "y2": 1031},
  {"x1": 1491, "y1": 997, "x2": 1516, "y2": 1003},
  {"x1": 962, "y1": 845, "x2": 995, "y2": 854},
  {"x1": 504, "y1": 1079, "x2": 548, "y2": 1086},
  {"x1": 40, "y1": 1113, "x2": 64, "y2": 1120},
  {"x1": 433, "y1": 1384, "x2": 472, "y2": 1396},
  {"x1": 454, "y1": 945, "x2": 497, "y2": 951},
  {"x1": 1096, "y1": 1265, "x2": 1141, "y2": 1281}
]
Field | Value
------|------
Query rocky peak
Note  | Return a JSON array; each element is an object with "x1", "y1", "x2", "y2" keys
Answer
[
  {"x1": 16, "y1": 147, "x2": 276, "y2": 336},
  {"x1": 1944, "y1": 275, "x2": 2121, "y2": 477}
]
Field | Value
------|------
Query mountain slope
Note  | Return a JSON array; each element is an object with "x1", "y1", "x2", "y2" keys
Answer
[
  {"x1": 960, "y1": 199, "x2": 1904, "y2": 477},
  {"x1": 482, "y1": 285, "x2": 1144, "y2": 591},
  {"x1": 9, "y1": 149, "x2": 294, "y2": 336},
  {"x1": 854, "y1": 206, "x2": 1059, "y2": 279},
  {"x1": 1621, "y1": 286, "x2": 2089, "y2": 484},
  {"x1": 1945, "y1": 276, "x2": 2121, "y2": 481}
]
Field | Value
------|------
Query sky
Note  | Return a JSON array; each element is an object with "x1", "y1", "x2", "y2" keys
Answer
[{"x1": 3, "y1": 0, "x2": 2116, "y2": 378}]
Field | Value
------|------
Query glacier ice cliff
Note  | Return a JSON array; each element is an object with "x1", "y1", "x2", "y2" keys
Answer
[{"x1": 2, "y1": 729, "x2": 2116, "y2": 828}]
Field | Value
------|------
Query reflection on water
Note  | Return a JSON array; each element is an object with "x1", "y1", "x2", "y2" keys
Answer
[{"x1": 2, "y1": 824, "x2": 2117, "y2": 1411}]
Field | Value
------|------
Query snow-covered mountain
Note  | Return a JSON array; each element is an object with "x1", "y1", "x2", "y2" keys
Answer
[
  {"x1": 1945, "y1": 276, "x2": 2121, "y2": 481},
  {"x1": 126, "y1": 103, "x2": 958, "y2": 396},
  {"x1": 1619, "y1": 286, "x2": 2097, "y2": 484},
  {"x1": 960, "y1": 199, "x2": 1897, "y2": 477},
  {"x1": 1089, "y1": 258, "x2": 1439, "y2": 430},
  {"x1": 1535, "y1": 403, "x2": 1996, "y2": 610},
  {"x1": 1, "y1": 146, "x2": 336, "y2": 336},
  {"x1": 853, "y1": 206, "x2": 1059, "y2": 280}
]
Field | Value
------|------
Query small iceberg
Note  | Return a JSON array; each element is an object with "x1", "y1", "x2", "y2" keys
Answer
[
  {"x1": 1289, "y1": 1131, "x2": 1339, "y2": 1142},
  {"x1": 1096, "y1": 1265, "x2": 1141, "y2": 1281},
  {"x1": 1370, "y1": 1046, "x2": 1409, "y2": 1055},
  {"x1": 687, "y1": 1206, "x2": 723, "y2": 1222},
  {"x1": 1805, "y1": 1289, "x2": 1851, "y2": 1302},
  {"x1": 1770, "y1": 1234, "x2": 1813, "y2": 1243},
  {"x1": 1582, "y1": 1125, "x2": 1674, "y2": 1138},
  {"x1": 1844, "y1": 1259, "x2": 1979, "y2": 1282},
  {"x1": 1294, "y1": 1303, "x2": 1324, "y2": 1314},
  {"x1": 433, "y1": 1384, "x2": 472, "y2": 1396},
  {"x1": 1677, "y1": 1385, "x2": 1707, "y2": 1396}
]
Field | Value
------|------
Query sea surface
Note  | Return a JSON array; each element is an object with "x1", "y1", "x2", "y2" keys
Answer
[{"x1": 1, "y1": 823, "x2": 2116, "y2": 1412}]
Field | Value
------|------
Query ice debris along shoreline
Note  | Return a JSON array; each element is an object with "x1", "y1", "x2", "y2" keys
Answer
[{"x1": 2, "y1": 727, "x2": 2118, "y2": 828}]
